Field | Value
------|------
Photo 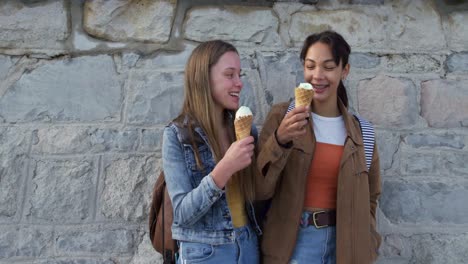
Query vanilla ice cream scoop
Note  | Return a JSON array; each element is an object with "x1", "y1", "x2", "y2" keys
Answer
[
  {"x1": 235, "y1": 106, "x2": 253, "y2": 119},
  {"x1": 298, "y1": 82, "x2": 313, "y2": 90}
]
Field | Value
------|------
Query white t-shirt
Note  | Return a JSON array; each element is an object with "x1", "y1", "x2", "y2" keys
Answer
[{"x1": 312, "y1": 112, "x2": 347, "y2": 146}]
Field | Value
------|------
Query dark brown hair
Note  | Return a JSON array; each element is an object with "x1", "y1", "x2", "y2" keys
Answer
[{"x1": 300, "y1": 30, "x2": 351, "y2": 107}]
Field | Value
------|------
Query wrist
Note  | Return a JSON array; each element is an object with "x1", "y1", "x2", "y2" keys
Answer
[
  {"x1": 211, "y1": 161, "x2": 232, "y2": 188},
  {"x1": 275, "y1": 129, "x2": 293, "y2": 149}
]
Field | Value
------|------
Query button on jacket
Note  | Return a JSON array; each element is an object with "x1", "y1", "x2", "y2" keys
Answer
[
  {"x1": 256, "y1": 100, "x2": 382, "y2": 264},
  {"x1": 162, "y1": 117, "x2": 262, "y2": 245}
]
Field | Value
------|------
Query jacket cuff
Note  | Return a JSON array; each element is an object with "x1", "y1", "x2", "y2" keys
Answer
[
  {"x1": 204, "y1": 173, "x2": 224, "y2": 202},
  {"x1": 275, "y1": 129, "x2": 293, "y2": 149}
]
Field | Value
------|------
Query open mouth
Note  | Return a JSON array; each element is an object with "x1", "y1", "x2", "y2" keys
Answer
[
  {"x1": 229, "y1": 92, "x2": 240, "y2": 97},
  {"x1": 313, "y1": 84, "x2": 328, "y2": 90}
]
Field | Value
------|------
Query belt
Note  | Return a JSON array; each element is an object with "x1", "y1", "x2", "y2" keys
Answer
[{"x1": 304, "y1": 210, "x2": 336, "y2": 229}]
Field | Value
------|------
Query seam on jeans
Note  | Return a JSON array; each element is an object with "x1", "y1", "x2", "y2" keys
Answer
[{"x1": 321, "y1": 228, "x2": 330, "y2": 264}]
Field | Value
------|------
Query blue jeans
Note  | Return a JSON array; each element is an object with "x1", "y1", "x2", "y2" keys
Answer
[
  {"x1": 177, "y1": 225, "x2": 259, "y2": 264},
  {"x1": 289, "y1": 212, "x2": 336, "y2": 264}
]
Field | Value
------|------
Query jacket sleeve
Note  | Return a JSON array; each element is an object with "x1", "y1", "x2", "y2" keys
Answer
[
  {"x1": 255, "y1": 104, "x2": 293, "y2": 200},
  {"x1": 162, "y1": 126, "x2": 224, "y2": 226},
  {"x1": 368, "y1": 142, "x2": 382, "y2": 260}
]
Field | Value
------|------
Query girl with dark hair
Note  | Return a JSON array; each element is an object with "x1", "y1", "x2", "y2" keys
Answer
[
  {"x1": 162, "y1": 40, "x2": 261, "y2": 263},
  {"x1": 256, "y1": 31, "x2": 382, "y2": 264}
]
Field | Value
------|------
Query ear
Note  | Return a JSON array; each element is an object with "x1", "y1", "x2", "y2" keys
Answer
[{"x1": 342, "y1": 63, "x2": 350, "y2": 80}]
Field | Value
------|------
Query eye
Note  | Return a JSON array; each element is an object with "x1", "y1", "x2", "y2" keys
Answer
[
  {"x1": 225, "y1": 73, "x2": 234, "y2": 78},
  {"x1": 324, "y1": 63, "x2": 337, "y2": 70}
]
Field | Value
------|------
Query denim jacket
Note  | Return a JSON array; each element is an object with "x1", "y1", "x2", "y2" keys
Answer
[{"x1": 162, "y1": 116, "x2": 262, "y2": 245}]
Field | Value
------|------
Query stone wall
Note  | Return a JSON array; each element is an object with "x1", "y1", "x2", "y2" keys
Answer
[{"x1": 0, "y1": 0, "x2": 467, "y2": 263}]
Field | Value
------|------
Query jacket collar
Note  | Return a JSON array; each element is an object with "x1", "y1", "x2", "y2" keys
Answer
[{"x1": 337, "y1": 99, "x2": 363, "y2": 147}]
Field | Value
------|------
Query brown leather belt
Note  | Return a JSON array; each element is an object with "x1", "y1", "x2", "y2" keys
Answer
[{"x1": 306, "y1": 210, "x2": 336, "y2": 229}]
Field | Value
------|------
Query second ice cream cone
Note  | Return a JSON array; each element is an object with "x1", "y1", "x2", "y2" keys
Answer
[
  {"x1": 234, "y1": 115, "x2": 253, "y2": 140},
  {"x1": 295, "y1": 87, "x2": 314, "y2": 107}
]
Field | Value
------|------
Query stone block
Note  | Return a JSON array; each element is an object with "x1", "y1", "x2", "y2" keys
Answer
[
  {"x1": 99, "y1": 155, "x2": 158, "y2": 222},
  {"x1": 0, "y1": 56, "x2": 121, "y2": 123},
  {"x1": 381, "y1": 233, "x2": 468, "y2": 263},
  {"x1": 404, "y1": 132, "x2": 465, "y2": 150},
  {"x1": 0, "y1": 225, "x2": 53, "y2": 258},
  {"x1": 358, "y1": 75, "x2": 419, "y2": 128},
  {"x1": 289, "y1": 10, "x2": 386, "y2": 49},
  {"x1": 441, "y1": 152, "x2": 468, "y2": 177},
  {"x1": 136, "y1": 44, "x2": 196, "y2": 69},
  {"x1": 129, "y1": 234, "x2": 162, "y2": 264},
  {"x1": 446, "y1": 11, "x2": 468, "y2": 51},
  {"x1": 380, "y1": 180, "x2": 468, "y2": 224},
  {"x1": 256, "y1": 51, "x2": 302, "y2": 106},
  {"x1": 239, "y1": 68, "x2": 265, "y2": 124},
  {"x1": 0, "y1": 127, "x2": 30, "y2": 219},
  {"x1": 127, "y1": 70, "x2": 184, "y2": 125},
  {"x1": 421, "y1": 79, "x2": 468, "y2": 128},
  {"x1": 386, "y1": 54, "x2": 441, "y2": 73},
  {"x1": 34, "y1": 259, "x2": 116, "y2": 264},
  {"x1": 0, "y1": 127, "x2": 30, "y2": 156},
  {"x1": 56, "y1": 228, "x2": 135, "y2": 254},
  {"x1": 83, "y1": 0, "x2": 176, "y2": 43},
  {"x1": 400, "y1": 151, "x2": 439, "y2": 176},
  {"x1": 351, "y1": 0, "x2": 384, "y2": 4},
  {"x1": 0, "y1": 155, "x2": 25, "y2": 219},
  {"x1": 32, "y1": 127, "x2": 139, "y2": 154},
  {"x1": 0, "y1": 55, "x2": 14, "y2": 81},
  {"x1": 184, "y1": 6, "x2": 281, "y2": 46},
  {"x1": 0, "y1": 1, "x2": 69, "y2": 53},
  {"x1": 446, "y1": 52, "x2": 468, "y2": 73},
  {"x1": 349, "y1": 53, "x2": 381, "y2": 69},
  {"x1": 27, "y1": 158, "x2": 96, "y2": 223},
  {"x1": 139, "y1": 128, "x2": 164, "y2": 153},
  {"x1": 387, "y1": 0, "x2": 445, "y2": 51},
  {"x1": 375, "y1": 130, "x2": 400, "y2": 171}
]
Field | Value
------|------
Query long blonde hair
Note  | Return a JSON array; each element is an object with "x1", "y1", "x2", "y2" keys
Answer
[{"x1": 176, "y1": 40, "x2": 255, "y2": 201}]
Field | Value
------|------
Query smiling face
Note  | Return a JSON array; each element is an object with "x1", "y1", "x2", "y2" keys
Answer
[
  {"x1": 303, "y1": 42, "x2": 349, "y2": 107},
  {"x1": 210, "y1": 51, "x2": 243, "y2": 113}
]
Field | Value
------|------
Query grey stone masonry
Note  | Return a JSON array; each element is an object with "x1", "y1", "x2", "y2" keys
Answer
[
  {"x1": 0, "y1": 1, "x2": 69, "y2": 56},
  {"x1": 0, "y1": 0, "x2": 467, "y2": 263}
]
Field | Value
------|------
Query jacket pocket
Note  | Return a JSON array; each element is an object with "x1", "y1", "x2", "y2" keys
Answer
[{"x1": 183, "y1": 144, "x2": 214, "y2": 185}]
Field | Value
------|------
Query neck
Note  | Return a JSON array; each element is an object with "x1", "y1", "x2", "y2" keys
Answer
[{"x1": 312, "y1": 99, "x2": 340, "y2": 117}]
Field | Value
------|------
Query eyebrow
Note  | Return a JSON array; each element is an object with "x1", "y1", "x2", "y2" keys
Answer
[
  {"x1": 304, "y1": 58, "x2": 335, "y2": 63},
  {"x1": 223, "y1": 67, "x2": 241, "y2": 72}
]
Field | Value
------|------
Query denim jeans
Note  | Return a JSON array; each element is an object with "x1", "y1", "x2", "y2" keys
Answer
[
  {"x1": 177, "y1": 225, "x2": 259, "y2": 264},
  {"x1": 289, "y1": 212, "x2": 336, "y2": 264}
]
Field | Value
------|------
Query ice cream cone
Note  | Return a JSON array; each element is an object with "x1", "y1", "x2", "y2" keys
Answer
[
  {"x1": 234, "y1": 115, "x2": 253, "y2": 140},
  {"x1": 295, "y1": 87, "x2": 314, "y2": 108}
]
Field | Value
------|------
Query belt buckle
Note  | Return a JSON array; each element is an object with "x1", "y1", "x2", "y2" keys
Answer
[{"x1": 312, "y1": 211, "x2": 328, "y2": 229}]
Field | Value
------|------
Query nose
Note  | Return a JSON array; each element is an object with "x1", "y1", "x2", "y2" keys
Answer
[
  {"x1": 235, "y1": 74, "x2": 243, "y2": 88},
  {"x1": 312, "y1": 67, "x2": 325, "y2": 80}
]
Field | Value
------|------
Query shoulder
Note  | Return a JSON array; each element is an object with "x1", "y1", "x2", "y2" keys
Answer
[
  {"x1": 266, "y1": 101, "x2": 291, "y2": 118},
  {"x1": 352, "y1": 114, "x2": 375, "y2": 131}
]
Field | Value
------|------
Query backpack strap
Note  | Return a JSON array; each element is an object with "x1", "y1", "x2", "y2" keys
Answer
[
  {"x1": 287, "y1": 101, "x2": 375, "y2": 170},
  {"x1": 354, "y1": 115, "x2": 375, "y2": 171},
  {"x1": 286, "y1": 100, "x2": 295, "y2": 115}
]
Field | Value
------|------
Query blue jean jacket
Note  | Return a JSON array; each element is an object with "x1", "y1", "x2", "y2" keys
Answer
[{"x1": 162, "y1": 118, "x2": 262, "y2": 245}]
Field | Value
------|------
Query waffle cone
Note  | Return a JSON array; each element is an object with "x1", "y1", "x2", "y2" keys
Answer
[
  {"x1": 234, "y1": 115, "x2": 253, "y2": 140},
  {"x1": 295, "y1": 87, "x2": 314, "y2": 107}
]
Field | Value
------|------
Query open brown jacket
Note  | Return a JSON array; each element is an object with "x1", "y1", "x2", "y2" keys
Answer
[{"x1": 256, "y1": 101, "x2": 382, "y2": 264}]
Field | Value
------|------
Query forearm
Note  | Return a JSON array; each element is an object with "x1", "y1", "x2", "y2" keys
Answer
[{"x1": 170, "y1": 174, "x2": 223, "y2": 226}]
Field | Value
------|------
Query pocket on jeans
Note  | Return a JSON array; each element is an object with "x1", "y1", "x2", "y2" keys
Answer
[{"x1": 180, "y1": 241, "x2": 214, "y2": 263}]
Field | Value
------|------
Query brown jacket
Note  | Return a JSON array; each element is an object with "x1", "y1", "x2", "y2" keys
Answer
[{"x1": 256, "y1": 101, "x2": 382, "y2": 264}]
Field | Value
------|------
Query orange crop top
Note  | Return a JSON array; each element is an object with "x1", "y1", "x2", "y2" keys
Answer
[{"x1": 304, "y1": 142, "x2": 344, "y2": 209}]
